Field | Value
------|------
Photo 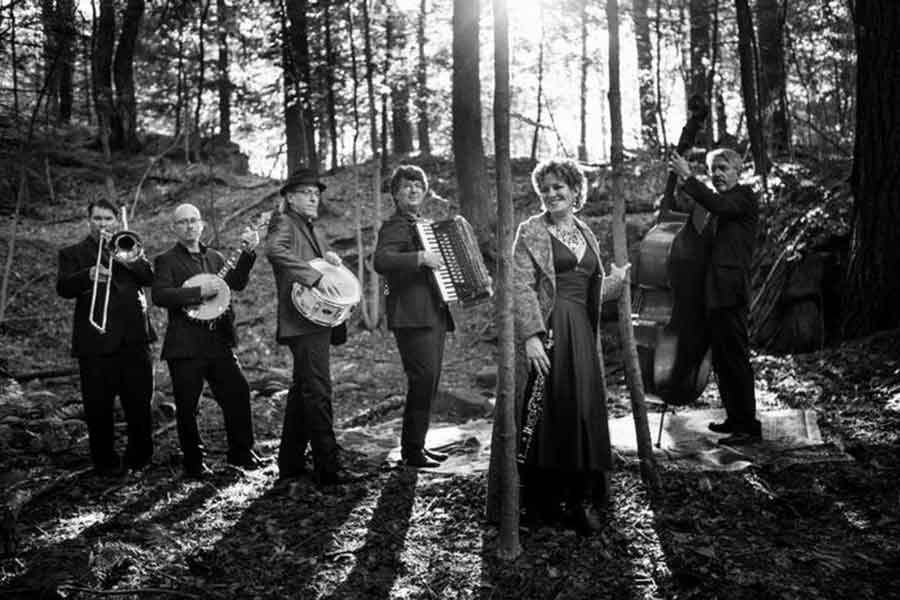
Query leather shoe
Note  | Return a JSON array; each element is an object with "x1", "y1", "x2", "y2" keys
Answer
[
  {"x1": 402, "y1": 452, "x2": 441, "y2": 468},
  {"x1": 708, "y1": 420, "x2": 734, "y2": 434},
  {"x1": 718, "y1": 431, "x2": 762, "y2": 446},
  {"x1": 423, "y1": 448, "x2": 449, "y2": 462}
]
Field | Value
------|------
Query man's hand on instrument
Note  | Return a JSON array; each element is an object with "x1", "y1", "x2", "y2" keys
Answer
[
  {"x1": 668, "y1": 152, "x2": 692, "y2": 180},
  {"x1": 609, "y1": 262, "x2": 631, "y2": 281},
  {"x1": 90, "y1": 264, "x2": 110, "y2": 283},
  {"x1": 240, "y1": 227, "x2": 260, "y2": 251},
  {"x1": 316, "y1": 272, "x2": 343, "y2": 296},
  {"x1": 324, "y1": 251, "x2": 342, "y2": 266},
  {"x1": 199, "y1": 280, "x2": 220, "y2": 300},
  {"x1": 420, "y1": 250, "x2": 444, "y2": 270},
  {"x1": 525, "y1": 335, "x2": 550, "y2": 377}
]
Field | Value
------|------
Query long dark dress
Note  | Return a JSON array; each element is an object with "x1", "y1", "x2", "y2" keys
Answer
[{"x1": 526, "y1": 234, "x2": 612, "y2": 476}]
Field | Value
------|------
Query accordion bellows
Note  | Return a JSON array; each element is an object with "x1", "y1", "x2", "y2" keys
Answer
[{"x1": 415, "y1": 215, "x2": 493, "y2": 306}]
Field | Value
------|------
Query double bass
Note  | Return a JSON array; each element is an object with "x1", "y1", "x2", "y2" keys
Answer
[{"x1": 633, "y1": 95, "x2": 713, "y2": 410}]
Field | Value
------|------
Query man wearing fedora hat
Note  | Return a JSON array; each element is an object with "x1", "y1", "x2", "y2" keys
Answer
[{"x1": 267, "y1": 167, "x2": 349, "y2": 486}]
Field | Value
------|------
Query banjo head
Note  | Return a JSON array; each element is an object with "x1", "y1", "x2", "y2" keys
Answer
[{"x1": 183, "y1": 273, "x2": 232, "y2": 321}]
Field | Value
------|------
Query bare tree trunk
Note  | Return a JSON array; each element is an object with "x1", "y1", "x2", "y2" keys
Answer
[
  {"x1": 323, "y1": 0, "x2": 339, "y2": 170},
  {"x1": 416, "y1": 0, "x2": 431, "y2": 155},
  {"x1": 381, "y1": 8, "x2": 392, "y2": 169},
  {"x1": 175, "y1": 18, "x2": 184, "y2": 136},
  {"x1": 362, "y1": 0, "x2": 382, "y2": 329},
  {"x1": 363, "y1": 0, "x2": 379, "y2": 161},
  {"x1": 689, "y1": 0, "x2": 712, "y2": 146},
  {"x1": 285, "y1": 0, "x2": 318, "y2": 170},
  {"x1": 389, "y1": 8, "x2": 414, "y2": 155},
  {"x1": 452, "y1": 0, "x2": 492, "y2": 246},
  {"x1": 607, "y1": 0, "x2": 660, "y2": 493},
  {"x1": 530, "y1": 9, "x2": 544, "y2": 162},
  {"x1": 346, "y1": 0, "x2": 361, "y2": 165},
  {"x1": 281, "y1": 0, "x2": 305, "y2": 173},
  {"x1": 486, "y1": 0, "x2": 521, "y2": 560},
  {"x1": 92, "y1": 0, "x2": 116, "y2": 153},
  {"x1": 634, "y1": 0, "x2": 659, "y2": 152},
  {"x1": 217, "y1": 0, "x2": 231, "y2": 142},
  {"x1": 756, "y1": 0, "x2": 790, "y2": 155},
  {"x1": 193, "y1": 0, "x2": 211, "y2": 150},
  {"x1": 113, "y1": 0, "x2": 145, "y2": 152},
  {"x1": 654, "y1": 0, "x2": 668, "y2": 150},
  {"x1": 578, "y1": 0, "x2": 589, "y2": 161},
  {"x1": 41, "y1": 0, "x2": 61, "y2": 121},
  {"x1": 842, "y1": 0, "x2": 900, "y2": 337},
  {"x1": 735, "y1": 0, "x2": 768, "y2": 173},
  {"x1": 11, "y1": 1, "x2": 20, "y2": 119}
]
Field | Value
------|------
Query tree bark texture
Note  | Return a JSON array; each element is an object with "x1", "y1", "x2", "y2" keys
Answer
[
  {"x1": 607, "y1": 0, "x2": 660, "y2": 493},
  {"x1": 843, "y1": 1, "x2": 900, "y2": 336},
  {"x1": 389, "y1": 9, "x2": 414, "y2": 155},
  {"x1": 756, "y1": 0, "x2": 789, "y2": 155},
  {"x1": 280, "y1": 0, "x2": 304, "y2": 174},
  {"x1": 452, "y1": 0, "x2": 492, "y2": 244},
  {"x1": 285, "y1": 0, "x2": 319, "y2": 170},
  {"x1": 41, "y1": 0, "x2": 61, "y2": 120},
  {"x1": 530, "y1": 14, "x2": 544, "y2": 162},
  {"x1": 633, "y1": 0, "x2": 659, "y2": 153},
  {"x1": 416, "y1": 0, "x2": 431, "y2": 154},
  {"x1": 323, "y1": 0, "x2": 340, "y2": 170},
  {"x1": 92, "y1": 0, "x2": 116, "y2": 153},
  {"x1": 578, "y1": 0, "x2": 589, "y2": 161},
  {"x1": 57, "y1": 0, "x2": 76, "y2": 122},
  {"x1": 735, "y1": 0, "x2": 767, "y2": 174},
  {"x1": 193, "y1": 0, "x2": 211, "y2": 152},
  {"x1": 217, "y1": 0, "x2": 232, "y2": 142},
  {"x1": 485, "y1": 0, "x2": 521, "y2": 559},
  {"x1": 689, "y1": 0, "x2": 712, "y2": 146},
  {"x1": 113, "y1": 0, "x2": 145, "y2": 151}
]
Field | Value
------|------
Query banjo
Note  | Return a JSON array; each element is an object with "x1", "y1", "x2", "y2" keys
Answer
[{"x1": 182, "y1": 211, "x2": 272, "y2": 323}]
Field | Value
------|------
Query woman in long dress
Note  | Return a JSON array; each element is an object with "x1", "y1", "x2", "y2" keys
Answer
[{"x1": 513, "y1": 159, "x2": 627, "y2": 534}]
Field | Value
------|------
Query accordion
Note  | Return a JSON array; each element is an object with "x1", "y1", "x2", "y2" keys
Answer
[{"x1": 415, "y1": 215, "x2": 493, "y2": 306}]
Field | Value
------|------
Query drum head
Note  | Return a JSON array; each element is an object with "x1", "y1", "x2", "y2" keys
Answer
[{"x1": 309, "y1": 258, "x2": 361, "y2": 303}]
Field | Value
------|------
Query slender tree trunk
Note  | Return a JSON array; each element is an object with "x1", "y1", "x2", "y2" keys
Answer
[
  {"x1": 607, "y1": 0, "x2": 660, "y2": 493},
  {"x1": 57, "y1": 0, "x2": 76, "y2": 123},
  {"x1": 92, "y1": 0, "x2": 116, "y2": 153},
  {"x1": 175, "y1": 18, "x2": 184, "y2": 136},
  {"x1": 381, "y1": 8, "x2": 392, "y2": 169},
  {"x1": 689, "y1": 0, "x2": 712, "y2": 146},
  {"x1": 362, "y1": 0, "x2": 379, "y2": 160},
  {"x1": 281, "y1": 0, "x2": 305, "y2": 173},
  {"x1": 285, "y1": 0, "x2": 318, "y2": 170},
  {"x1": 707, "y1": 0, "x2": 720, "y2": 142},
  {"x1": 11, "y1": 1, "x2": 19, "y2": 119},
  {"x1": 634, "y1": 0, "x2": 659, "y2": 152},
  {"x1": 735, "y1": 0, "x2": 768, "y2": 173},
  {"x1": 654, "y1": 0, "x2": 667, "y2": 150},
  {"x1": 486, "y1": 0, "x2": 521, "y2": 560},
  {"x1": 193, "y1": 0, "x2": 211, "y2": 150},
  {"x1": 416, "y1": 0, "x2": 431, "y2": 154},
  {"x1": 530, "y1": 9, "x2": 544, "y2": 162},
  {"x1": 389, "y1": 8, "x2": 414, "y2": 155},
  {"x1": 578, "y1": 0, "x2": 589, "y2": 161},
  {"x1": 452, "y1": 0, "x2": 492, "y2": 245},
  {"x1": 756, "y1": 0, "x2": 789, "y2": 154},
  {"x1": 323, "y1": 0, "x2": 339, "y2": 170},
  {"x1": 217, "y1": 0, "x2": 231, "y2": 142},
  {"x1": 42, "y1": 0, "x2": 61, "y2": 121},
  {"x1": 842, "y1": 0, "x2": 900, "y2": 337},
  {"x1": 362, "y1": 0, "x2": 381, "y2": 329},
  {"x1": 113, "y1": 0, "x2": 145, "y2": 152},
  {"x1": 346, "y1": 0, "x2": 361, "y2": 165}
]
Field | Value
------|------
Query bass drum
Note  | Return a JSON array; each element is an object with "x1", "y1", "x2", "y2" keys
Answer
[{"x1": 291, "y1": 259, "x2": 361, "y2": 327}]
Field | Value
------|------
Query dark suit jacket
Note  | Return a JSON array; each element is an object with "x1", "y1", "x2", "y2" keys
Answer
[
  {"x1": 57, "y1": 235, "x2": 156, "y2": 357},
  {"x1": 373, "y1": 211, "x2": 455, "y2": 331},
  {"x1": 265, "y1": 208, "x2": 335, "y2": 342},
  {"x1": 682, "y1": 179, "x2": 758, "y2": 309},
  {"x1": 152, "y1": 242, "x2": 256, "y2": 359}
]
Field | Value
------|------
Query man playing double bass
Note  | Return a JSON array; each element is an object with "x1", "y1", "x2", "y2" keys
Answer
[
  {"x1": 669, "y1": 148, "x2": 761, "y2": 445},
  {"x1": 266, "y1": 168, "x2": 348, "y2": 487}
]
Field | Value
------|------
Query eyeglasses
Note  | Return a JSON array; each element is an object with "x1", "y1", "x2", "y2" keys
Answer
[
  {"x1": 398, "y1": 181, "x2": 425, "y2": 192},
  {"x1": 288, "y1": 187, "x2": 320, "y2": 196},
  {"x1": 174, "y1": 218, "x2": 203, "y2": 227}
]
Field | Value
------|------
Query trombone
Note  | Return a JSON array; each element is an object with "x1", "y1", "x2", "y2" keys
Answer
[{"x1": 89, "y1": 205, "x2": 144, "y2": 333}]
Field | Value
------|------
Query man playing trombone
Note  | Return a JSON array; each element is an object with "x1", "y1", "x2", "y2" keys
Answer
[{"x1": 56, "y1": 199, "x2": 156, "y2": 477}]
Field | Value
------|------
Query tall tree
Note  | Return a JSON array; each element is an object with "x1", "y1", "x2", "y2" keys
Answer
[
  {"x1": 735, "y1": 0, "x2": 767, "y2": 173},
  {"x1": 92, "y1": 0, "x2": 116, "y2": 151},
  {"x1": 285, "y1": 0, "x2": 319, "y2": 170},
  {"x1": 633, "y1": 0, "x2": 659, "y2": 152},
  {"x1": 607, "y1": 0, "x2": 660, "y2": 492},
  {"x1": 322, "y1": 0, "x2": 340, "y2": 169},
  {"x1": 756, "y1": 0, "x2": 789, "y2": 154},
  {"x1": 216, "y1": 0, "x2": 231, "y2": 142},
  {"x1": 577, "y1": 0, "x2": 590, "y2": 161},
  {"x1": 415, "y1": 0, "x2": 431, "y2": 154},
  {"x1": 842, "y1": 1, "x2": 900, "y2": 336},
  {"x1": 113, "y1": 0, "x2": 145, "y2": 151},
  {"x1": 486, "y1": 0, "x2": 521, "y2": 560},
  {"x1": 689, "y1": 0, "x2": 712, "y2": 146},
  {"x1": 530, "y1": 4, "x2": 545, "y2": 162},
  {"x1": 452, "y1": 0, "x2": 491, "y2": 244},
  {"x1": 41, "y1": 0, "x2": 60, "y2": 119},
  {"x1": 57, "y1": 0, "x2": 76, "y2": 123},
  {"x1": 389, "y1": 7, "x2": 414, "y2": 155}
]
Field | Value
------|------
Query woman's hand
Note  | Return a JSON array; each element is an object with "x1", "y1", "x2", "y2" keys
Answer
[
  {"x1": 608, "y1": 262, "x2": 631, "y2": 281},
  {"x1": 525, "y1": 335, "x2": 550, "y2": 376}
]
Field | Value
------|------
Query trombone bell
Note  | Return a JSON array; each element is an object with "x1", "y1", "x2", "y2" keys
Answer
[{"x1": 88, "y1": 206, "x2": 143, "y2": 333}]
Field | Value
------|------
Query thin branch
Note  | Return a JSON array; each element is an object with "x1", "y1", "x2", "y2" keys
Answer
[{"x1": 56, "y1": 585, "x2": 204, "y2": 598}]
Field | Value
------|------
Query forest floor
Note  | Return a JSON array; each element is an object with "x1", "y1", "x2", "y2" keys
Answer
[{"x1": 1, "y1": 138, "x2": 899, "y2": 599}]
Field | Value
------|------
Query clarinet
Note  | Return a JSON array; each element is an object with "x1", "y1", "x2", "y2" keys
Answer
[{"x1": 517, "y1": 330, "x2": 554, "y2": 464}]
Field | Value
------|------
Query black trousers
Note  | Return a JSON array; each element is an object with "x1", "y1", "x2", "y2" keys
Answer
[
  {"x1": 708, "y1": 306, "x2": 758, "y2": 432},
  {"x1": 78, "y1": 345, "x2": 153, "y2": 469},
  {"x1": 393, "y1": 323, "x2": 447, "y2": 458},
  {"x1": 167, "y1": 354, "x2": 254, "y2": 468},
  {"x1": 278, "y1": 331, "x2": 337, "y2": 476}
]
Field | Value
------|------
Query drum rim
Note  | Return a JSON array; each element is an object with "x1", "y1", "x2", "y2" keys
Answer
[{"x1": 307, "y1": 258, "x2": 361, "y2": 303}]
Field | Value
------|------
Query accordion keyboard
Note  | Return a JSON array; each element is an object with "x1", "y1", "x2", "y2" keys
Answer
[{"x1": 415, "y1": 216, "x2": 492, "y2": 306}]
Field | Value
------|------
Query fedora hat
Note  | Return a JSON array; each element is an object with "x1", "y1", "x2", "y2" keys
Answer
[{"x1": 280, "y1": 167, "x2": 327, "y2": 195}]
